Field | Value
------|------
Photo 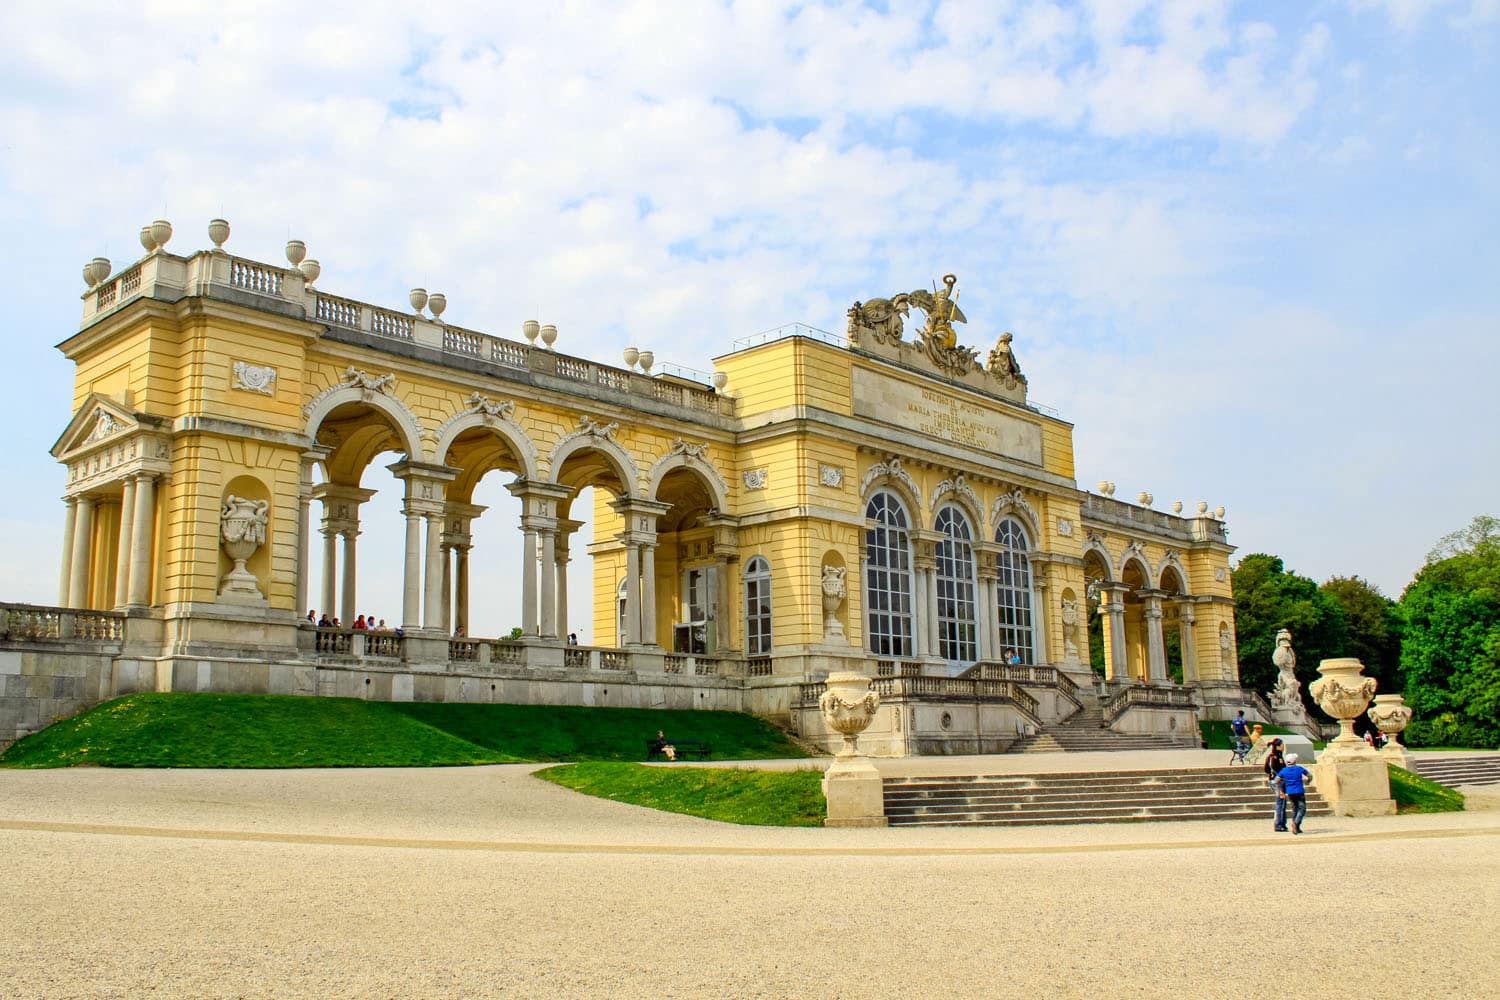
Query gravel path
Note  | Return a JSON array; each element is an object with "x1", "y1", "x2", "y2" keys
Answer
[{"x1": 2, "y1": 763, "x2": 1496, "y2": 998}]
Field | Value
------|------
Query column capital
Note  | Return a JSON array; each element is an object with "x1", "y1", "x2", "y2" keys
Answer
[
  {"x1": 389, "y1": 460, "x2": 459, "y2": 507},
  {"x1": 610, "y1": 496, "x2": 671, "y2": 545}
]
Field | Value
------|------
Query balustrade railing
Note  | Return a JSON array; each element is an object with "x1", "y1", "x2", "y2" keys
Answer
[
  {"x1": 796, "y1": 674, "x2": 1040, "y2": 721},
  {"x1": 747, "y1": 657, "x2": 772, "y2": 677},
  {"x1": 1102, "y1": 683, "x2": 1198, "y2": 724},
  {"x1": 370, "y1": 308, "x2": 413, "y2": 340},
  {"x1": 119, "y1": 266, "x2": 142, "y2": 298},
  {"x1": 1, "y1": 604, "x2": 125, "y2": 643},
  {"x1": 314, "y1": 628, "x2": 354, "y2": 655},
  {"x1": 229, "y1": 258, "x2": 283, "y2": 296},
  {"x1": 491, "y1": 340, "x2": 528, "y2": 369},
  {"x1": 694, "y1": 658, "x2": 721, "y2": 677},
  {"x1": 448, "y1": 639, "x2": 481, "y2": 662},
  {"x1": 599, "y1": 650, "x2": 629, "y2": 671},
  {"x1": 563, "y1": 647, "x2": 590, "y2": 669},
  {"x1": 96, "y1": 282, "x2": 117, "y2": 309},
  {"x1": 663, "y1": 655, "x2": 685, "y2": 674},
  {"x1": 443, "y1": 327, "x2": 484, "y2": 356},
  {"x1": 316, "y1": 294, "x2": 363, "y2": 329},
  {"x1": 489, "y1": 641, "x2": 524, "y2": 665}
]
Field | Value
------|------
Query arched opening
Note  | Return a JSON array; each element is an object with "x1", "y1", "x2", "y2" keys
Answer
[
  {"x1": 1159, "y1": 563, "x2": 1189, "y2": 683},
  {"x1": 1120, "y1": 556, "x2": 1151, "y2": 682},
  {"x1": 443, "y1": 426, "x2": 528, "y2": 639},
  {"x1": 1083, "y1": 548, "x2": 1112, "y2": 677},
  {"x1": 307, "y1": 400, "x2": 413, "y2": 631},
  {"x1": 864, "y1": 491, "x2": 914, "y2": 658},
  {"x1": 653, "y1": 465, "x2": 723, "y2": 654},
  {"x1": 557, "y1": 444, "x2": 633, "y2": 647},
  {"x1": 934, "y1": 505, "x2": 977, "y2": 672}
]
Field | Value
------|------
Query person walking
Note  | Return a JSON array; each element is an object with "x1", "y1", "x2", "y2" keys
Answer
[
  {"x1": 1278, "y1": 752, "x2": 1313, "y2": 835},
  {"x1": 1263, "y1": 738, "x2": 1288, "y2": 831}
]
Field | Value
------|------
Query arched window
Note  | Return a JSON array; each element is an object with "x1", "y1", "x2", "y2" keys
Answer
[
  {"x1": 995, "y1": 516, "x2": 1034, "y2": 661},
  {"x1": 934, "y1": 506, "x2": 977, "y2": 667},
  {"x1": 744, "y1": 556, "x2": 772, "y2": 655},
  {"x1": 616, "y1": 578, "x2": 628, "y2": 644},
  {"x1": 865, "y1": 491, "x2": 914, "y2": 657}
]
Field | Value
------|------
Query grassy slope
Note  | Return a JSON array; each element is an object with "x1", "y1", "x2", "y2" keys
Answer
[
  {"x1": 538, "y1": 761, "x2": 826, "y2": 826},
  {"x1": 1388, "y1": 765, "x2": 1466, "y2": 813},
  {"x1": 0, "y1": 693, "x2": 808, "y2": 769}
]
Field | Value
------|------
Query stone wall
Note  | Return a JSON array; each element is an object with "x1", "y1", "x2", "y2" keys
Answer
[{"x1": 0, "y1": 645, "x2": 119, "y2": 749}]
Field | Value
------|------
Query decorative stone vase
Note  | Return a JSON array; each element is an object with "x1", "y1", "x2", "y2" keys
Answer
[
  {"x1": 219, "y1": 495, "x2": 270, "y2": 602},
  {"x1": 86, "y1": 257, "x2": 111, "y2": 287},
  {"x1": 820, "y1": 565, "x2": 847, "y2": 641},
  {"x1": 622, "y1": 347, "x2": 639, "y2": 369},
  {"x1": 637, "y1": 350, "x2": 654, "y2": 373},
  {"x1": 207, "y1": 218, "x2": 230, "y2": 250},
  {"x1": 139, "y1": 226, "x2": 156, "y2": 252},
  {"x1": 409, "y1": 288, "x2": 428, "y2": 313},
  {"x1": 285, "y1": 239, "x2": 307, "y2": 266},
  {"x1": 1215, "y1": 506, "x2": 1225, "y2": 519},
  {"x1": 818, "y1": 671, "x2": 880, "y2": 759},
  {"x1": 1368, "y1": 693, "x2": 1413, "y2": 751},
  {"x1": 149, "y1": 219, "x2": 173, "y2": 250},
  {"x1": 428, "y1": 292, "x2": 447, "y2": 320},
  {"x1": 1310, "y1": 657, "x2": 1378, "y2": 752},
  {"x1": 299, "y1": 259, "x2": 321, "y2": 286},
  {"x1": 540, "y1": 323, "x2": 557, "y2": 349},
  {"x1": 712, "y1": 371, "x2": 728, "y2": 393},
  {"x1": 1171, "y1": 500, "x2": 1183, "y2": 514},
  {"x1": 522, "y1": 319, "x2": 540, "y2": 344},
  {"x1": 1137, "y1": 491, "x2": 1153, "y2": 507},
  {"x1": 1197, "y1": 501, "x2": 1209, "y2": 515},
  {"x1": 82, "y1": 263, "x2": 95, "y2": 288}
]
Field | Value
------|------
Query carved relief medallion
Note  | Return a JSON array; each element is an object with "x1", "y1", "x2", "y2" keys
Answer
[
  {"x1": 743, "y1": 468, "x2": 768, "y2": 490},
  {"x1": 232, "y1": 361, "x2": 278, "y2": 395}
]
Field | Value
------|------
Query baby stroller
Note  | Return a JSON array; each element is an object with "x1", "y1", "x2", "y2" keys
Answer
[{"x1": 1228, "y1": 736, "x2": 1252, "y2": 765}]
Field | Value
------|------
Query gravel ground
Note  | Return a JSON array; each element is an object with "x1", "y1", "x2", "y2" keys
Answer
[{"x1": 2, "y1": 762, "x2": 1497, "y2": 999}]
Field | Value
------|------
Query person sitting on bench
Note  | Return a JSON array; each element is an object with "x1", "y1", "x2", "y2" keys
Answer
[{"x1": 649, "y1": 729, "x2": 677, "y2": 761}]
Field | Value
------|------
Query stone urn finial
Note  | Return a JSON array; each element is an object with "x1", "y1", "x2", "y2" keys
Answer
[
  {"x1": 285, "y1": 240, "x2": 307, "y2": 266},
  {"x1": 1310, "y1": 657, "x2": 1378, "y2": 753},
  {"x1": 819, "y1": 671, "x2": 880, "y2": 759},
  {"x1": 207, "y1": 218, "x2": 230, "y2": 250},
  {"x1": 428, "y1": 292, "x2": 447, "y2": 321},
  {"x1": 409, "y1": 288, "x2": 428, "y2": 313},
  {"x1": 820, "y1": 564, "x2": 847, "y2": 641},
  {"x1": 149, "y1": 219, "x2": 173, "y2": 251},
  {"x1": 219, "y1": 494, "x2": 270, "y2": 603}
]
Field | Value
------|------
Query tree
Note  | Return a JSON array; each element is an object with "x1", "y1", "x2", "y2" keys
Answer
[
  {"x1": 1320, "y1": 576, "x2": 1403, "y2": 697},
  {"x1": 1399, "y1": 515, "x2": 1500, "y2": 748},
  {"x1": 1232, "y1": 553, "x2": 1349, "y2": 707}
]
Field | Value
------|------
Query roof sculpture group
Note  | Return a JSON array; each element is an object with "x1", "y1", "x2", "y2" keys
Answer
[{"x1": 846, "y1": 273, "x2": 1025, "y2": 388}]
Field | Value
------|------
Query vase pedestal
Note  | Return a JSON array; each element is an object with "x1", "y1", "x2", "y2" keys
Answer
[
  {"x1": 1311, "y1": 744, "x2": 1396, "y2": 817},
  {"x1": 823, "y1": 757, "x2": 887, "y2": 828}
]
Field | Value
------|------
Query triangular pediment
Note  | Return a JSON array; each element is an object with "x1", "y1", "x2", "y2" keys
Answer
[{"x1": 50, "y1": 393, "x2": 142, "y2": 459}]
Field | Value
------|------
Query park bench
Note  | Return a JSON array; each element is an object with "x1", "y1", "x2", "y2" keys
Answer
[{"x1": 645, "y1": 739, "x2": 712, "y2": 761}]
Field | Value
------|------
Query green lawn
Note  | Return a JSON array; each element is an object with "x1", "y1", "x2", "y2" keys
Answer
[
  {"x1": 1388, "y1": 765, "x2": 1466, "y2": 813},
  {"x1": 538, "y1": 761, "x2": 826, "y2": 826},
  {"x1": 0, "y1": 693, "x2": 809, "y2": 769}
]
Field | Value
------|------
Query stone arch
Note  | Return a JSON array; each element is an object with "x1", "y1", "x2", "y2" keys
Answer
[
  {"x1": 547, "y1": 423, "x2": 641, "y2": 498},
  {"x1": 303, "y1": 381, "x2": 424, "y2": 461},
  {"x1": 991, "y1": 488, "x2": 1040, "y2": 541},
  {"x1": 1082, "y1": 535, "x2": 1115, "y2": 581},
  {"x1": 860, "y1": 458, "x2": 923, "y2": 525},
  {"x1": 1119, "y1": 545, "x2": 1154, "y2": 590},
  {"x1": 931, "y1": 476, "x2": 983, "y2": 533},
  {"x1": 1156, "y1": 552, "x2": 1190, "y2": 595},
  {"x1": 433, "y1": 407, "x2": 540, "y2": 482},
  {"x1": 647, "y1": 447, "x2": 729, "y2": 513}
]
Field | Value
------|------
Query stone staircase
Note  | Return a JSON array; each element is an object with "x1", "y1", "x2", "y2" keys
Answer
[
  {"x1": 884, "y1": 766, "x2": 1332, "y2": 827},
  {"x1": 1007, "y1": 693, "x2": 1184, "y2": 753},
  {"x1": 1409, "y1": 754, "x2": 1500, "y2": 787}
]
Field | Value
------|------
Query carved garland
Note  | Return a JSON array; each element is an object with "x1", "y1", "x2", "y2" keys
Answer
[
  {"x1": 859, "y1": 456, "x2": 921, "y2": 509},
  {"x1": 931, "y1": 473, "x2": 981, "y2": 520},
  {"x1": 991, "y1": 488, "x2": 1039, "y2": 534}
]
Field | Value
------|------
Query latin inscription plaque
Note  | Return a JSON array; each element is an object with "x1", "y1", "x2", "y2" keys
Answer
[{"x1": 852, "y1": 367, "x2": 1043, "y2": 465}]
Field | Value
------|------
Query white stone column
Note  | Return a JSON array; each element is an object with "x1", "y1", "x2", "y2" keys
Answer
[
  {"x1": 114, "y1": 478, "x2": 137, "y2": 608},
  {"x1": 455, "y1": 545, "x2": 471, "y2": 636},
  {"x1": 640, "y1": 541, "x2": 657, "y2": 646},
  {"x1": 127, "y1": 475, "x2": 155, "y2": 607},
  {"x1": 1144, "y1": 593, "x2": 1168, "y2": 684},
  {"x1": 401, "y1": 505, "x2": 421, "y2": 629},
  {"x1": 340, "y1": 528, "x2": 359, "y2": 624},
  {"x1": 555, "y1": 536, "x2": 571, "y2": 641},
  {"x1": 1032, "y1": 576, "x2": 1050, "y2": 665},
  {"x1": 321, "y1": 528, "x2": 338, "y2": 622},
  {"x1": 539, "y1": 526, "x2": 558, "y2": 639},
  {"x1": 440, "y1": 543, "x2": 453, "y2": 633},
  {"x1": 623, "y1": 542, "x2": 641, "y2": 645},
  {"x1": 68, "y1": 496, "x2": 95, "y2": 608},
  {"x1": 423, "y1": 512, "x2": 444, "y2": 630},
  {"x1": 294, "y1": 454, "x2": 320, "y2": 619},
  {"x1": 1180, "y1": 601, "x2": 1198, "y2": 684},
  {"x1": 1105, "y1": 586, "x2": 1129, "y2": 683},
  {"x1": 520, "y1": 525, "x2": 539, "y2": 637},
  {"x1": 924, "y1": 567, "x2": 940, "y2": 658},
  {"x1": 58, "y1": 498, "x2": 78, "y2": 606}
]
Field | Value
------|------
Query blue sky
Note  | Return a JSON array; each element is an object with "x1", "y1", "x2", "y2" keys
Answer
[{"x1": 1, "y1": 0, "x2": 1496, "y2": 633}]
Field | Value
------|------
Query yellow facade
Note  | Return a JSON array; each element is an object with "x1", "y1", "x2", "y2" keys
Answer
[{"x1": 45, "y1": 240, "x2": 1243, "y2": 735}]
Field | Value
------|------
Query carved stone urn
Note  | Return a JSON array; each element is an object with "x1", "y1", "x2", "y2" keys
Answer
[
  {"x1": 1310, "y1": 657, "x2": 1378, "y2": 753},
  {"x1": 819, "y1": 671, "x2": 880, "y2": 759},
  {"x1": 219, "y1": 495, "x2": 270, "y2": 603},
  {"x1": 820, "y1": 564, "x2": 847, "y2": 641},
  {"x1": 1368, "y1": 693, "x2": 1414, "y2": 759}
]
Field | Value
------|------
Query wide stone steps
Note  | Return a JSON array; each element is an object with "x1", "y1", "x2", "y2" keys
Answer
[
  {"x1": 884, "y1": 766, "x2": 1331, "y2": 827},
  {"x1": 1409, "y1": 755, "x2": 1500, "y2": 787},
  {"x1": 1011, "y1": 730, "x2": 1183, "y2": 753}
]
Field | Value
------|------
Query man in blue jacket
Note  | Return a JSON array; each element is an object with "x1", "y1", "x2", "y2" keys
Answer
[{"x1": 1277, "y1": 753, "x2": 1313, "y2": 834}]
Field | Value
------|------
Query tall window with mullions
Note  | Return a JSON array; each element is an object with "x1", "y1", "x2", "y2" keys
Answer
[
  {"x1": 995, "y1": 516, "x2": 1034, "y2": 661},
  {"x1": 864, "y1": 491, "x2": 913, "y2": 657},
  {"x1": 743, "y1": 556, "x2": 772, "y2": 655},
  {"x1": 934, "y1": 506, "x2": 977, "y2": 668}
]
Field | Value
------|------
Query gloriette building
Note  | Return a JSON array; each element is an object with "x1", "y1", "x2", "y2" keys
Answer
[{"x1": 0, "y1": 220, "x2": 1251, "y2": 753}]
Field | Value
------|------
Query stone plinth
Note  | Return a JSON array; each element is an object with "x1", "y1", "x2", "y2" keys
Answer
[
  {"x1": 1311, "y1": 750, "x2": 1396, "y2": 817},
  {"x1": 822, "y1": 758, "x2": 887, "y2": 828}
]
